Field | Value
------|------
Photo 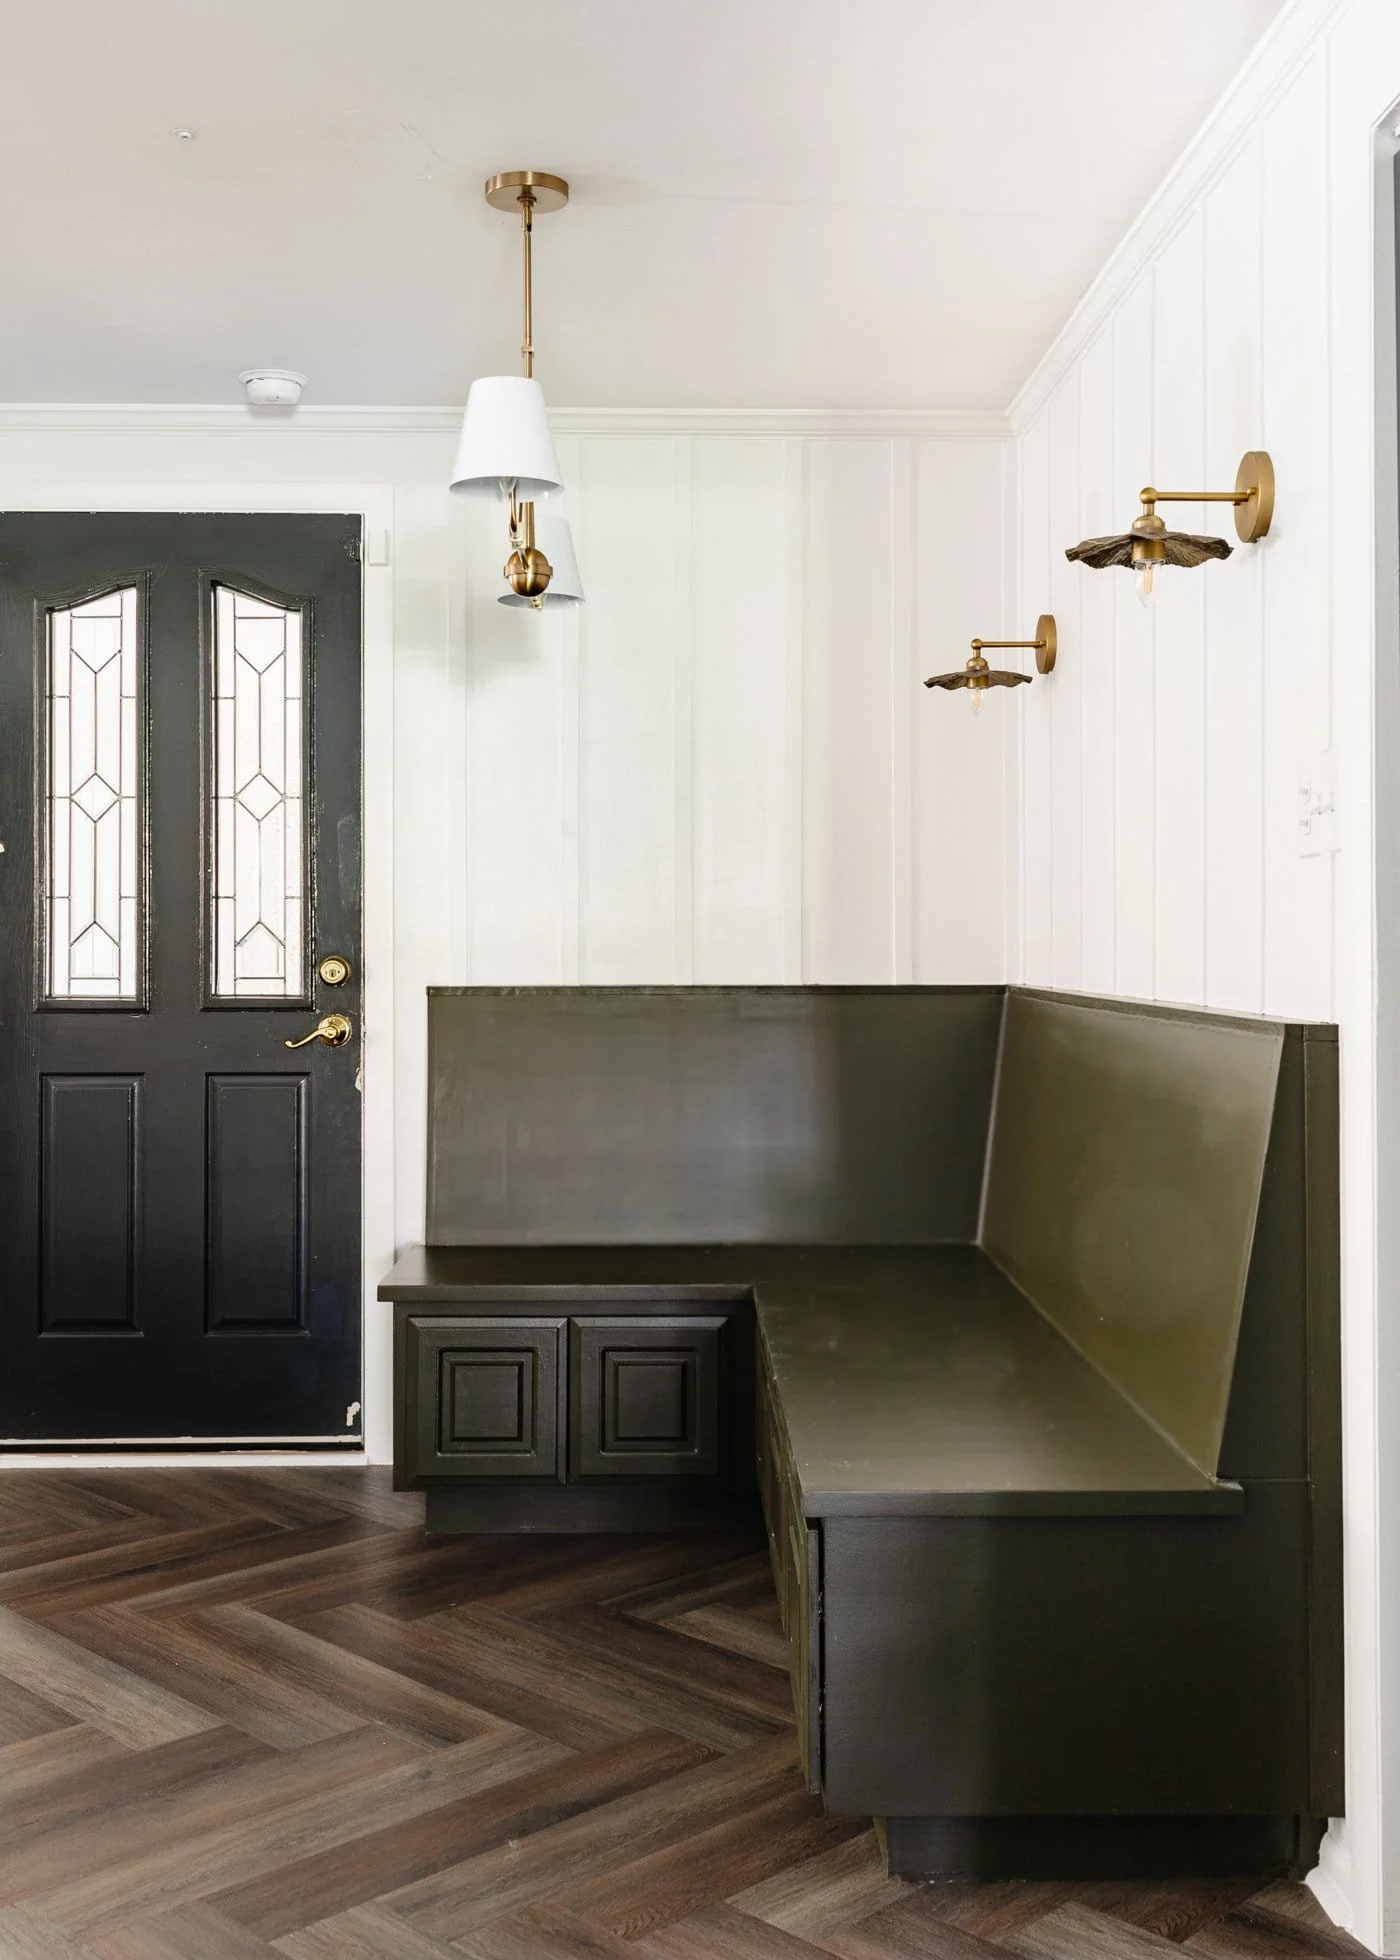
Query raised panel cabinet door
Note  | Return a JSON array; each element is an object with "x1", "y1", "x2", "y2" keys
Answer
[
  {"x1": 406, "y1": 1316, "x2": 565, "y2": 1481},
  {"x1": 569, "y1": 1316, "x2": 725, "y2": 1479}
]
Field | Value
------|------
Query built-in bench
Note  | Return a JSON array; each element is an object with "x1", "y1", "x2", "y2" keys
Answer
[{"x1": 380, "y1": 984, "x2": 1341, "y2": 1881}]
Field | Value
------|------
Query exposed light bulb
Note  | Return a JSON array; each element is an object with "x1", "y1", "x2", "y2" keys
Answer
[
  {"x1": 967, "y1": 685, "x2": 985, "y2": 715},
  {"x1": 1135, "y1": 561, "x2": 1156, "y2": 607}
]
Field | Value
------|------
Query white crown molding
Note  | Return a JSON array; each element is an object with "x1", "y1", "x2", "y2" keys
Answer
[
  {"x1": 551, "y1": 407, "x2": 1010, "y2": 439},
  {"x1": 1007, "y1": 0, "x2": 1347, "y2": 433},
  {"x1": 0, "y1": 402, "x2": 1010, "y2": 441}
]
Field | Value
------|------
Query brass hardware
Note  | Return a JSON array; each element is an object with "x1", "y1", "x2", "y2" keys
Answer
[
  {"x1": 317, "y1": 954, "x2": 351, "y2": 987},
  {"x1": 481, "y1": 170, "x2": 570, "y2": 609},
  {"x1": 1067, "y1": 450, "x2": 1275, "y2": 581},
  {"x1": 506, "y1": 488, "x2": 553, "y2": 605},
  {"x1": 1137, "y1": 452, "x2": 1274, "y2": 542},
  {"x1": 284, "y1": 1013, "x2": 353, "y2": 1050},
  {"x1": 1233, "y1": 449, "x2": 1274, "y2": 542},
  {"x1": 925, "y1": 614, "x2": 1056, "y2": 704},
  {"x1": 484, "y1": 169, "x2": 570, "y2": 217}
]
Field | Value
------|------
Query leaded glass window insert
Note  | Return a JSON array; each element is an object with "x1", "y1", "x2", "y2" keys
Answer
[
  {"x1": 211, "y1": 586, "x2": 306, "y2": 998},
  {"x1": 44, "y1": 588, "x2": 142, "y2": 1000}
]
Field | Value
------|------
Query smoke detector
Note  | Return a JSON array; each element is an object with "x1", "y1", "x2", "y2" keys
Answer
[{"x1": 240, "y1": 369, "x2": 307, "y2": 408}]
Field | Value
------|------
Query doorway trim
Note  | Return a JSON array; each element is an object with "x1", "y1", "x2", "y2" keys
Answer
[{"x1": 0, "y1": 480, "x2": 395, "y2": 1465}]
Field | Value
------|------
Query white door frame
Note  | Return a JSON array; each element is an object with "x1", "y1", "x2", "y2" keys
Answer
[{"x1": 0, "y1": 480, "x2": 396, "y2": 1466}]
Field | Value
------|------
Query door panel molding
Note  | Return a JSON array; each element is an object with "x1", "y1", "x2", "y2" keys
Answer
[
  {"x1": 205, "y1": 1073, "x2": 309, "y2": 1335},
  {"x1": 39, "y1": 1073, "x2": 141, "y2": 1335}
]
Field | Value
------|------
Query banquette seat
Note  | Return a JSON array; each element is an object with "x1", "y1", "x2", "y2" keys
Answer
[{"x1": 380, "y1": 984, "x2": 1341, "y2": 1880}]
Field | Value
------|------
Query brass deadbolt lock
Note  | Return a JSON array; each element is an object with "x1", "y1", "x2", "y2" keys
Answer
[{"x1": 318, "y1": 954, "x2": 352, "y2": 987}]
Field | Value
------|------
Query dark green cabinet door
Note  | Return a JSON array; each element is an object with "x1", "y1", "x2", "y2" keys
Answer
[
  {"x1": 569, "y1": 1315, "x2": 724, "y2": 1478},
  {"x1": 404, "y1": 1315, "x2": 565, "y2": 1481}
]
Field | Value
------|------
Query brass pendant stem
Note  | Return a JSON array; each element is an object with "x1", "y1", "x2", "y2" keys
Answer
[
  {"x1": 508, "y1": 489, "x2": 538, "y2": 551},
  {"x1": 520, "y1": 190, "x2": 536, "y2": 378}
]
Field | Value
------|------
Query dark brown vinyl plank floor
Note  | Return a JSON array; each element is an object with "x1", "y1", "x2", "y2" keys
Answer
[{"x1": 0, "y1": 1467, "x2": 1365, "y2": 1959}]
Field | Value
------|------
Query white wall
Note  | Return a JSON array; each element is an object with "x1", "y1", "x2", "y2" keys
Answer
[
  {"x1": 1012, "y1": 52, "x2": 1334, "y2": 1018},
  {"x1": 1006, "y1": 0, "x2": 1400, "y2": 1947},
  {"x1": 0, "y1": 403, "x2": 1012, "y2": 1459},
  {"x1": 459, "y1": 420, "x2": 1015, "y2": 994}
]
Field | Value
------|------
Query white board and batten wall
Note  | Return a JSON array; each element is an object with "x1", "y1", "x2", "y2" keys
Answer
[
  {"x1": 1007, "y1": 0, "x2": 1400, "y2": 1948},
  {"x1": 0, "y1": 403, "x2": 1013, "y2": 1466},
  {"x1": 460, "y1": 414, "x2": 1012, "y2": 993}
]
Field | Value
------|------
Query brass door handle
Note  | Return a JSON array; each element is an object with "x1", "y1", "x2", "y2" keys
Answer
[{"x1": 284, "y1": 1013, "x2": 353, "y2": 1050}]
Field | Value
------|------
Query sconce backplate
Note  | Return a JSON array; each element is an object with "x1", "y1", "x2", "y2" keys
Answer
[
  {"x1": 1235, "y1": 451, "x2": 1275, "y2": 542},
  {"x1": 1035, "y1": 614, "x2": 1057, "y2": 675}
]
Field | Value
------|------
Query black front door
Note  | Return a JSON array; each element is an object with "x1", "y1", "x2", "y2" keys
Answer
[{"x1": 0, "y1": 514, "x2": 363, "y2": 1443}]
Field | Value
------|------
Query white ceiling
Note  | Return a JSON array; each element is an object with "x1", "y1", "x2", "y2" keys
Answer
[{"x1": 2, "y1": 0, "x2": 1282, "y2": 409}]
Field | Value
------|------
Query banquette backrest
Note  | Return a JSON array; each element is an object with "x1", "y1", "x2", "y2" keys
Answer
[{"x1": 424, "y1": 985, "x2": 1004, "y2": 1246}]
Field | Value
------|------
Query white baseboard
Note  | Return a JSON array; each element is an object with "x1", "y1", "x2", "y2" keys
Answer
[{"x1": 1308, "y1": 1827, "x2": 1357, "y2": 1942}]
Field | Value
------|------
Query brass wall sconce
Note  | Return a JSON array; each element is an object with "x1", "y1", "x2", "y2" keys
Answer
[
  {"x1": 1066, "y1": 450, "x2": 1274, "y2": 605},
  {"x1": 924, "y1": 615, "x2": 1057, "y2": 712}
]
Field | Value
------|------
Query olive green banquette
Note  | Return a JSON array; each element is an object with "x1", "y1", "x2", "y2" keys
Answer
[{"x1": 380, "y1": 984, "x2": 1341, "y2": 1881}]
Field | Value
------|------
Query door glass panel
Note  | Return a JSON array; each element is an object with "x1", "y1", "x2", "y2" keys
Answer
[
  {"x1": 211, "y1": 586, "x2": 305, "y2": 998},
  {"x1": 44, "y1": 588, "x2": 142, "y2": 1000}
]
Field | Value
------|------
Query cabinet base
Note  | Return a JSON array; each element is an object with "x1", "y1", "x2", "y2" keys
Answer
[
  {"x1": 876, "y1": 1814, "x2": 1326, "y2": 1882},
  {"x1": 423, "y1": 1485, "x2": 760, "y2": 1536}
]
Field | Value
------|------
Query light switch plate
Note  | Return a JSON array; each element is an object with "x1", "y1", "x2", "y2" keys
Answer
[{"x1": 1298, "y1": 752, "x2": 1338, "y2": 857}]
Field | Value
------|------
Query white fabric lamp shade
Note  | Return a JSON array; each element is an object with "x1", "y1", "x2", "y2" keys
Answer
[
  {"x1": 451, "y1": 376, "x2": 563, "y2": 499},
  {"x1": 498, "y1": 515, "x2": 585, "y2": 608}
]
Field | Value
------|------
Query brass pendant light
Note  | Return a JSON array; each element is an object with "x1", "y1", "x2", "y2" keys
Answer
[
  {"x1": 924, "y1": 615, "x2": 1057, "y2": 712},
  {"x1": 451, "y1": 170, "x2": 575, "y2": 609},
  {"x1": 1066, "y1": 451, "x2": 1274, "y2": 605}
]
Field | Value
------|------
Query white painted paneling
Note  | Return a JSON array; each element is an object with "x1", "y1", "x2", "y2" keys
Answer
[
  {"x1": 801, "y1": 441, "x2": 898, "y2": 981},
  {"x1": 690, "y1": 439, "x2": 794, "y2": 981},
  {"x1": 1048, "y1": 375, "x2": 1084, "y2": 990},
  {"x1": 1110, "y1": 275, "x2": 1158, "y2": 1002},
  {"x1": 577, "y1": 438, "x2": 682, "y2": 981},
  {"x1": 1202, "y1": 137, "x2": 1266, "y2": 1014},
  {"x1": 912, "y1": 438, "x2": 1011, "y2": 982},
  {"x1": 1077, "y1": 328, "x2": 1117, "y2": 993},
  {"x1": 1018, "y1": 411, "x2": 1053, "y2": 981},
  {"x1": 462, "y1": 487, "x2": 570, "y2": 986},
  {"x1": 1151, "y1": 209, "x2": 1209, "y2": 1007},
  {"x1": 1013, "y1": 49, "x2": 1336, "y2": 1026}
]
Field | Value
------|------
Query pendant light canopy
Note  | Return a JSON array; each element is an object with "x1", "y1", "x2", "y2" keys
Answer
[
  {"x1": 498, "y1": 515, "x2": 584, "y2": 608},
  {"x1": 452, "y1": 169, "x2": 579, "y2": 610}
]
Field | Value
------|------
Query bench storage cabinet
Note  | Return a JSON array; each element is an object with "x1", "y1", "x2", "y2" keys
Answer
[
  {"x1": 382, "y1": 983, "x2": 1342, "y2": 1881},
  {"x1": 390, "y1": 1287, "x2": 753, "y2": 1530}
]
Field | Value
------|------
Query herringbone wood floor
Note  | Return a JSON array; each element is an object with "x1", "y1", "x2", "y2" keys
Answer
[{"x1": 0, "y1": 1467, "x2": 1365, "y2": 1959}]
